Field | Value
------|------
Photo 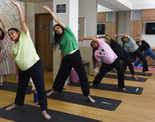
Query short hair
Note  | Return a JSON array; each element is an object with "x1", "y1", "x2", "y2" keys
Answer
[
  {"x1": 121, "y1": 36, "x2": 128, "y2": 41},
  {"x1": 90, "y1": 40, "x2": 96, "y2": 47}
]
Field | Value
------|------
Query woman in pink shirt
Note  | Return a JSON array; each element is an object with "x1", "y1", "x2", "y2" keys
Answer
[
  {"x1": 0, "y1": 18, "x2": 16, "y2": 86},
  {"x1": 81, "y1": 37, "x2": 125, "y2": 91}
]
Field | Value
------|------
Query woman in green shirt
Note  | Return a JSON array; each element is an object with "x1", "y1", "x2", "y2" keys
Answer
[
  {"x1": 43, "y1": 6, "x2": 95, "y2": 103},
  {"x1": 5, "y1": 0, "x2": 51, "y2": 120}
]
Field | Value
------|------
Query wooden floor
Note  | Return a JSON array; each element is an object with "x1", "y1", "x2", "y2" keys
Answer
[{"x1": 0, "y1": 69, "x2": 155, "y2": 122}]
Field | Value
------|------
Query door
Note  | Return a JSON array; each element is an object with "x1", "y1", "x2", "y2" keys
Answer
[{"x1": 35, "y1": 13, "x2": 53, "y2": 71}]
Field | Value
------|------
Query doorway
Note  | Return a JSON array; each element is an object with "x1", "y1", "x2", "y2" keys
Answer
[{"x1": 35, "y1": 13, "x2": 53, "y2": 72}]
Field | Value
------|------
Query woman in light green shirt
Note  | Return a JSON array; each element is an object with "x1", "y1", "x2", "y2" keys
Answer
[
  {"x1": 5, "y1": 0, "x2": 51, "y2": 120},
  {"x1": 43, "y1": 6, "x2": 95, "y2": 103}
]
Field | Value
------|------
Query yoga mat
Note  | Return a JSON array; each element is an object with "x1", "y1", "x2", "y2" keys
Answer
[
  {"x1": 0, "y1": 82, "x2": 32, "y2": 94},
  {"x1": 135, "y1": 67, "x2": 155, "y2": 71},
  {"x1": 47, "y1": 91, "x2": 121, "y2": 111},
  {"x1": 111, "y1": 70, "x2": 152, "y2": 76},
  {"x1": 104, "y1": 74, "x2": 147, "y2": 82},
  {"x1": 124, "y1": 71, "x2": 152, "y2": 76},
  {"x1": 71, "y1": 82, "x2": 143, "y2": 95},
  {"x1": 0, "y1": 104, "x2": 101, "y2": 122}
]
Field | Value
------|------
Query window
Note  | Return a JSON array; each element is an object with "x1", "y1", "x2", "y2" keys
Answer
[{"x1": 145, "y1": 23, "x2": 155, "y2": 34}]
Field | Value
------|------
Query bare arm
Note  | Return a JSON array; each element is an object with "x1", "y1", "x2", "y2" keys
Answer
[
  {"x1": 81, "y1": 37, "x2": 98, "y2": 41},
  {"x1": 11, "y1": 0, "x2": 28, "y2": 33},
  {"x1": 60, "y1": 51, "x2": 63, "y2": 61},
  {"x1": 120, "y1": 33, "x2": 134, "y2": 41},
  {"x1": 15, "y1": 63, "x2": 19, "y2": 81},
  {"x1": 98, "y1": 35, "x2": 106, "y2": 38},
  {"x1": 43, "y1": 6, "x2": 66, "y2": 29},
  {"x1": 96, "y1": 61, "x2": 101, "y2": 68},
  {"x1": 0, "y1": 17, "x2": 6, "y2": 30}
]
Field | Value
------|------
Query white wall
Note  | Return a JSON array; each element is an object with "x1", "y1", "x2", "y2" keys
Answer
[
  {"x1": 0, "y1": 0, "x2": 25, "y2": 30},
  {"x1": 117, "y1": 11, "x2": 130, "y2": 35},
  {"x1": 142, "y1": 35, "x2": 155, "y2": 47},
  {"x1": 79, "y1": 0, "x2": 97, "y2": 46},
  {"x1": 79, "y1": 0, "x2": 97, "y2": 38},
  {"x1": 53, "y1": 0, "x2": 69, "y2": 26},
  {"x1": 68, "y1": 0, "x2": 79, "y2": 39}
]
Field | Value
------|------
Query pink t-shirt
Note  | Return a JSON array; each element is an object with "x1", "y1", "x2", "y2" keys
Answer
[{"x1": 94, "y1": 39, "x2": 118, "y2": 64}]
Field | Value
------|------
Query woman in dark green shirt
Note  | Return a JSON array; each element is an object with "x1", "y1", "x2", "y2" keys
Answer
[{"x1": 43, "y1": 6, "x2": 95, "y2": 103}]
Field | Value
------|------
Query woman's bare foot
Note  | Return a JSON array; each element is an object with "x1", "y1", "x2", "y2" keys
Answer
[
  {"x1": 118, "y1": 87, "x2": 127, "y2": 92},
  {"x1": 41, "y1": 110, "x2": 51, "y2": 120},
  {"x1": 31, "y1": 86, "x2": 36, "y2": 91},
  {"x1": 122, "y1": 88, "x2": 127, "y2": 91},
  {"x1": 5, "y1": 104, "x2": 17, "y2": 111},
  {"x1": 88, "y1": 95, "x2": 95, "y2": 103},
  {"x1": 46, "y1": 90, "x2": 54, "y2": 97},
  {"x1": 89, "y1": 82, "x2": 93, "y2": 87}
]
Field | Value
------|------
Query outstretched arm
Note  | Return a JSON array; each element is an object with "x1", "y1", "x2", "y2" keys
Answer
[
  {"x1": 11, "y1": 0, "x2": 28, "y2": 33},
  {"x1": 98, "y1": 35, "x2": 106, "y2": 38},
  {"x1": 81, "y1": 37, "x2": 98, "y2": 41},
  {"x1": 122, "y1": 34, "x2": 135, "y2": 42},
  {"x1": 0, "y1": 17, "x2": 6, "y2": 30},
  {"x1": 118, "y1": 33, "x2": 127, "y2": 37},
  {"x1": 43, "y1": 6, "x2": 66, "y2": 29}
]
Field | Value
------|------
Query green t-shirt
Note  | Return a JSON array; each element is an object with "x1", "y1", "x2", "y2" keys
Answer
[
  {"x1": 11, "y1": 30, "x2": 40, "y2": 71},
  {"x1": 59, "y1": 26, "x2": 78, "y2": 56}
]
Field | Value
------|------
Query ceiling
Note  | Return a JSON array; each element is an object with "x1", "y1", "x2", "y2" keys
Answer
[
  {"x1": 18, "y1": 0, "x2": 52, "y2": 2},
  {"x1": 17, "y1": 0, "x2": 155, "y2": 10},
  {"x1": 98, "y1": 0, "x2": 155, "y2": 11},
  {"x1": 128, "y1": 0, "x2": 155, "y2": 9},
  {"x1": 97, "y1": 0, "x2": 131, "y2": 11}
]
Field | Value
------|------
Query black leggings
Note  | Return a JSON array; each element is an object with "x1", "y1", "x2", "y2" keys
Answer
[
  {"x1": 132, "y1": 49, "x2": 148, "y2": 72},
  {"x1": 123, "y1": 61, "x2": 135, "y2": 75},
  {"x1": 93, "y1": 58, "x2": 125, "y2": 89},
  {"x1": 52, "y1": 50, "x2": 90, "y2": 96},
  {"x1": 120, "y1": 50, "x2": 135, "y2": 75},
  {"x1": 15, "y1": 60, "x2": 47, "y2": 111},
  {"x1": 121, "y1": 56, "x2": 135, "y2": 75}
]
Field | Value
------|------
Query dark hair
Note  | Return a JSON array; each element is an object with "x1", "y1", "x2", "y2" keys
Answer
[
  {"x1": 90, "y1": 41, "x2": 98, "y2": 67},
  {"x1": 8, "y1": 28, "x2": 20, "y2": 33},
  {"x1": 105, "y1": 34, "x2": 113, "y2": 41},
  {"x1": 105, "y1": 34, "x2": 110, "y2": 37},
  {"x1": 0, "y1": 28, "x2": 5, "y2": 40},
  {"x1": 90, "y1": 40, "x2": 96, "y2": 48},
  {"x1": 136, "y1": 41, "x2": 140, "y2": 45},
  {"x1": 92, "y1": 48, "x2": 97, "y2": 68},
  {"x1": 53, "y1": 24, "x2": 64, "y2": 46},
  {"x1": 121, "y1": 36, "x2": 128, "y2": 42}
]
